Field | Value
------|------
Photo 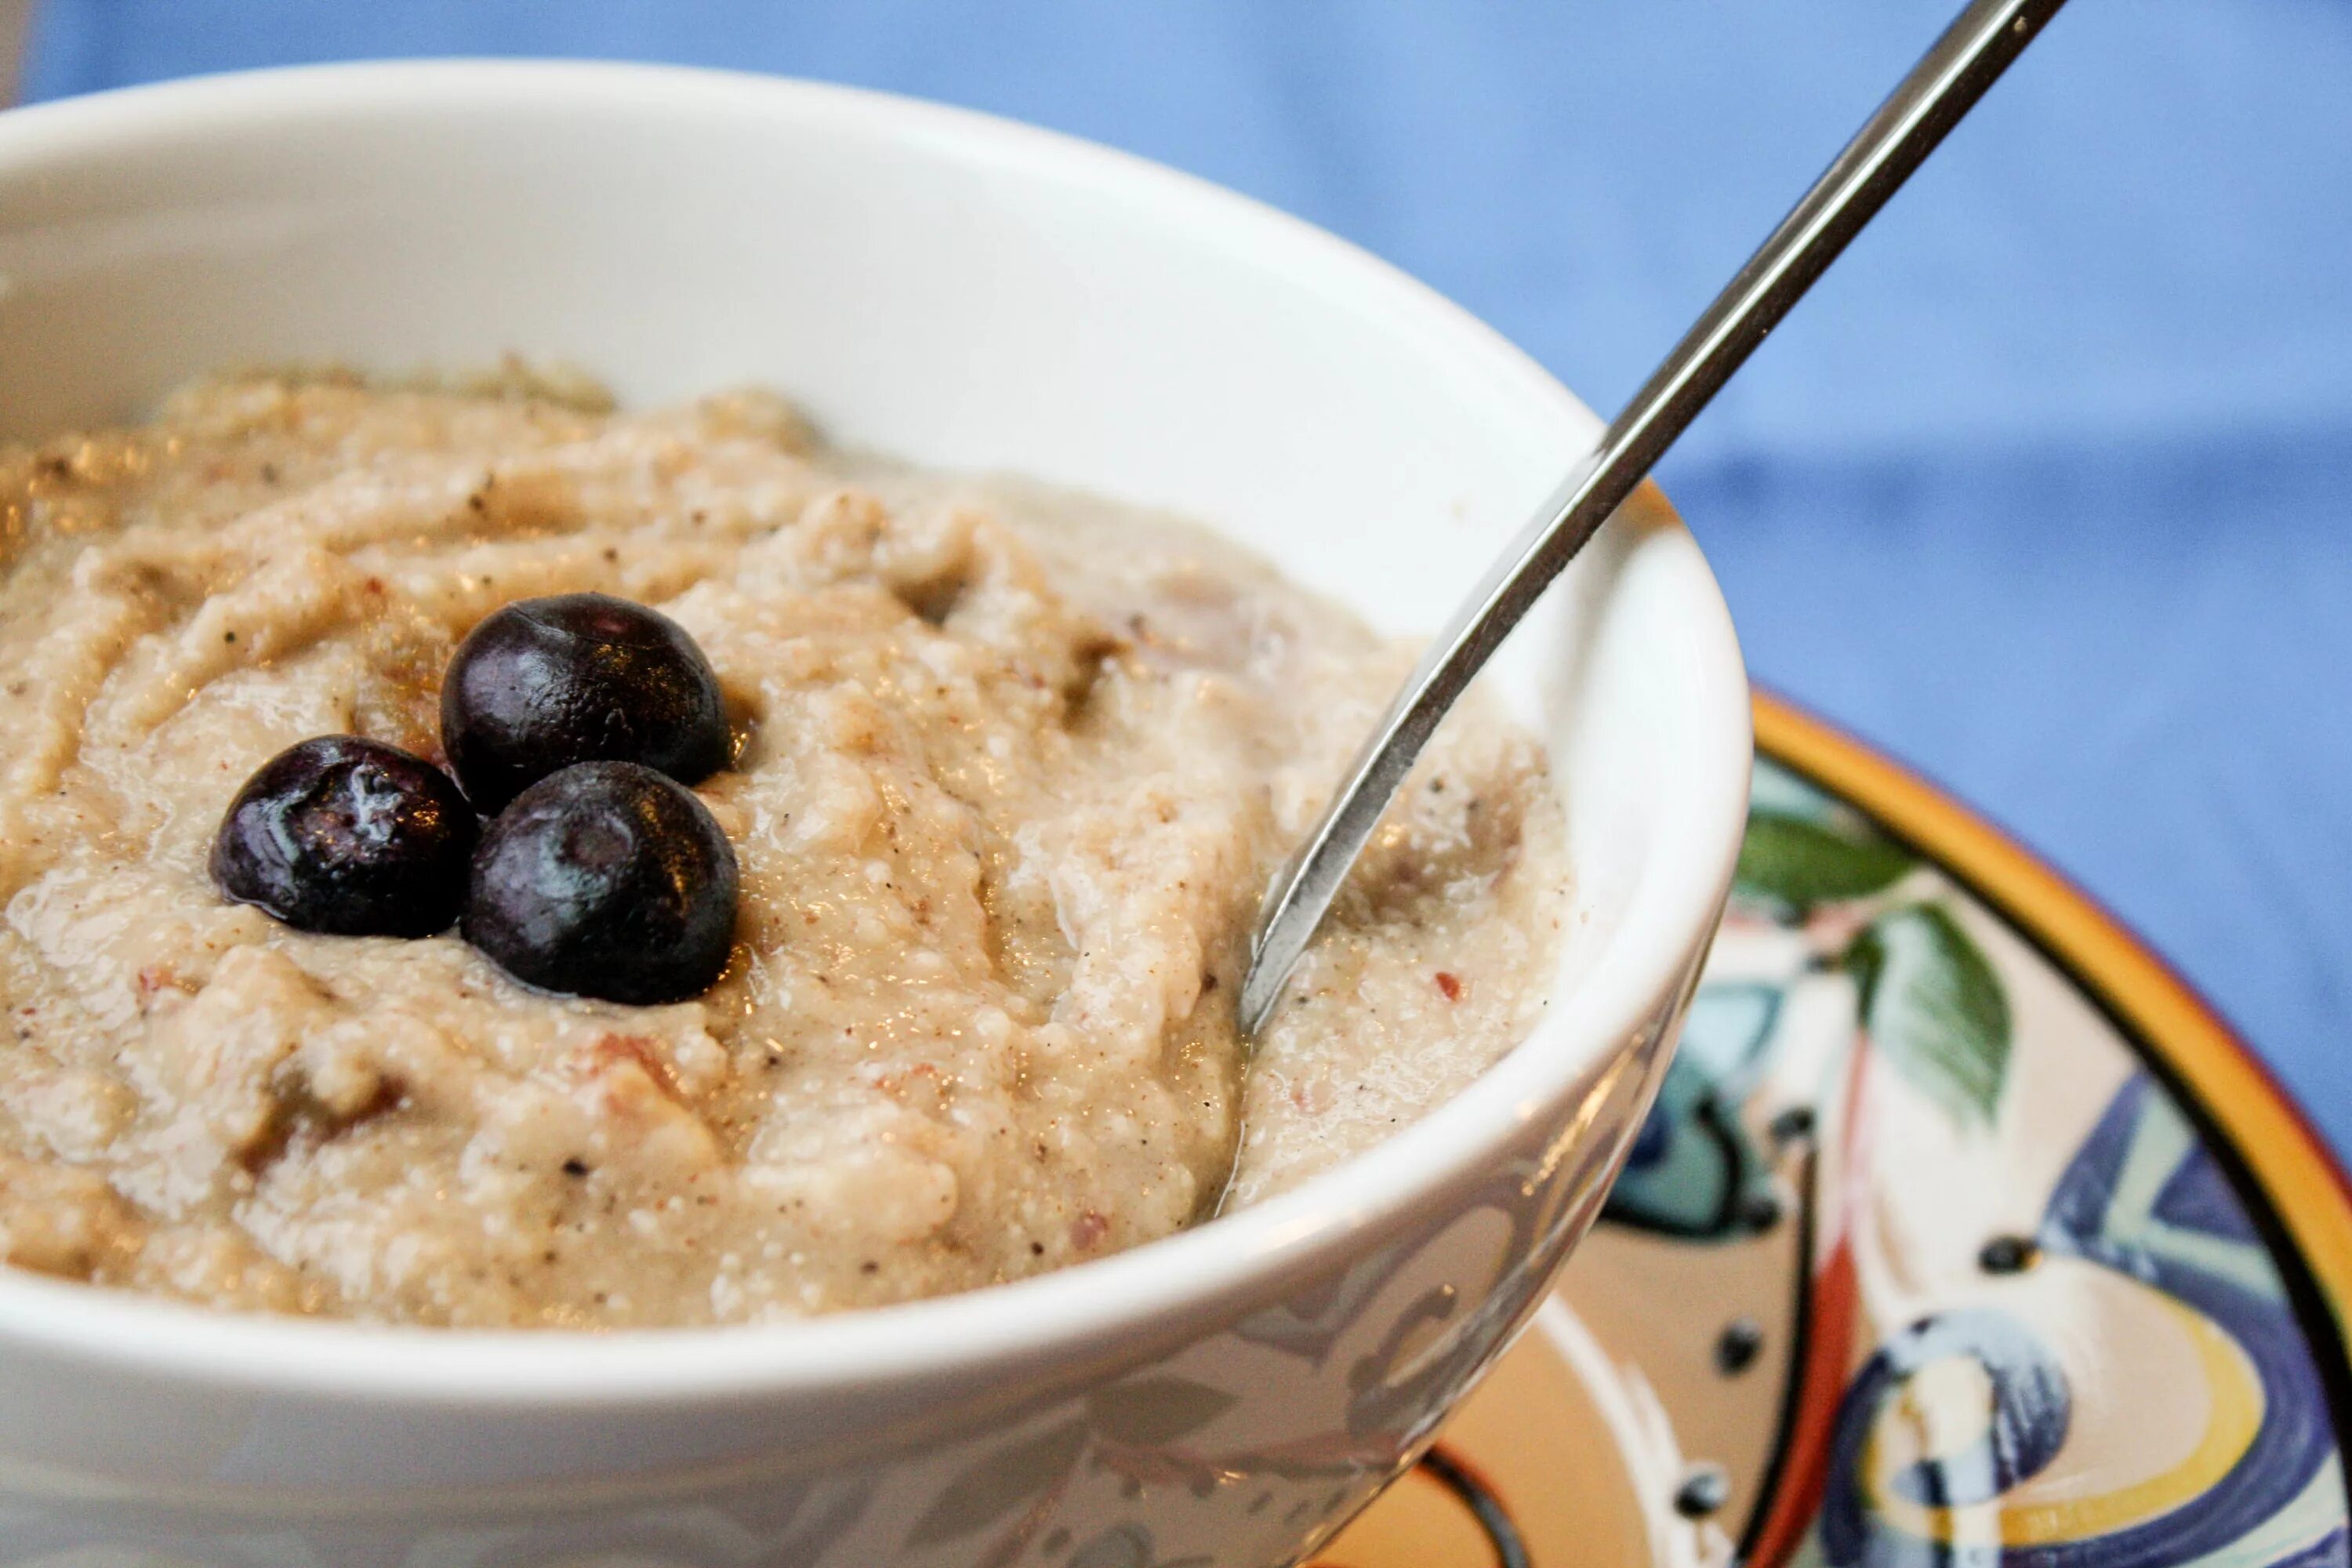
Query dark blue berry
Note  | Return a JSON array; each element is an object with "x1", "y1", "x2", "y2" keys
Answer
[
  {"x1": 209, "y1": 735, "x2": 475, "y2": 937},
  {"x1": 441, "y1": 593, "x2": 729, "y2": 812},
  {"x1": 462, "y1": 761, "x2": 737, "y2": 1004}
]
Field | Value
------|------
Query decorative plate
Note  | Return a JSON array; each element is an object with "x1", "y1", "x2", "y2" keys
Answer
[{"x1": 1313, "y1": 694, "x2": 2352, "y2": 1568}]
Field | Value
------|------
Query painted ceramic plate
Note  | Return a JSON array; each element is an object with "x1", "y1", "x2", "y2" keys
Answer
[{"x1": 1316, "y1": 694, "x2": 2352, "y2": 1568}]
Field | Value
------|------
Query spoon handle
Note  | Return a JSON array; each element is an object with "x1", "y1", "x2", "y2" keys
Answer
[{"x1": 1240, "y1": 0, "x2": 2068, "y2": 1034}]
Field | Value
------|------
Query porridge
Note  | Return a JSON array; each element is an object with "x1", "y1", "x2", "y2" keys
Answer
[{"x1": 0, "y1": 373, "x2": 1566, "y2": 1327}]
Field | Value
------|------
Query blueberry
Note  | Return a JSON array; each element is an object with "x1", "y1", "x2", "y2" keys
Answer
[
  {"x1": 210, "y1": 735, "x2": 476, "y2": 937},
  {"x1": 462, "y1": 761, "x2": 738, "y2": 1004},
  {"x1": 441, "y1": 593, "x2": 729, "y2": 813}
]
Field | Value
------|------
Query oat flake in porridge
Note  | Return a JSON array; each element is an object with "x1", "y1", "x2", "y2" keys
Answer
[{"x1": 0, "y1": 373, "x2": 1566, "y2": 1327}]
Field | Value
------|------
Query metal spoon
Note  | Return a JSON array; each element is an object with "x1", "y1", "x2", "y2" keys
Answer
[{"x1": 1239, "y1": 0, "x2": 2069, "y2": 1035}]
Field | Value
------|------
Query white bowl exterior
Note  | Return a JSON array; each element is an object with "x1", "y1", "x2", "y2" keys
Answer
[{"x1": 0, "y1": 63, "x2": 1750, "y2": 1565}]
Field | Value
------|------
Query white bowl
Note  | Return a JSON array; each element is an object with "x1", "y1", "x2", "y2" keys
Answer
[{"x1": 0, "y1": 61, "x2": 1749, "y2": 1566}]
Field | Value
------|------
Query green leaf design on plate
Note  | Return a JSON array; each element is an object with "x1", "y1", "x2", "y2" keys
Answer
[
  {"x1": 1087, "y1": 1376, "x2": 1239, "y2": 1446},
  {"x1": 905, "y1": 1419, "x2": 1087, "y2": 1548},
  {"x1": 1844, "y1": 903, "x2": 2013, "y2": 1128},
  {"x1": 1735, "y1": 809, "x2": 1915, "y2": 911}
]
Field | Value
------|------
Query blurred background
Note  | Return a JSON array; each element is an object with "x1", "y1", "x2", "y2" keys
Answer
[{"x1": 3, "y1": 2, "x2": 2347, "y2": 1149}]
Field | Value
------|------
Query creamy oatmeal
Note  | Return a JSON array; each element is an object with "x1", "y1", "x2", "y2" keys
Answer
[{"x1": 0, "y1": 374, "x2": 1565, "y2": 1327}]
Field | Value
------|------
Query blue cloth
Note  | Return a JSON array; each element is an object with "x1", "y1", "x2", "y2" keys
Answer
[{"x1": 20, "y1": 2, "x2": 2352, "y2": 1153}]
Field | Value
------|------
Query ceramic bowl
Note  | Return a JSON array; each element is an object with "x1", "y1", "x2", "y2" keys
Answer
[{"x1": 0, "y1": 61, "x2": 1750, "y2": 1566}]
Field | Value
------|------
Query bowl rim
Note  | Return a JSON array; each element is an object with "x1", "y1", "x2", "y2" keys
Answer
[{"x1": 0, "y1": 57, "x2": 1752, "y2": 1406}]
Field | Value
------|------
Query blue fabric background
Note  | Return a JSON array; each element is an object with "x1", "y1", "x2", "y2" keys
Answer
[{"x1": 20, "y1": 2, "x2": 2352, "y2": 1152}]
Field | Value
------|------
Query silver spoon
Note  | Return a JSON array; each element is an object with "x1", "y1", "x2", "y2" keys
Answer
[{"x1": 1239, "y1": 0, "x2": 2069, "y2": 1035}]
